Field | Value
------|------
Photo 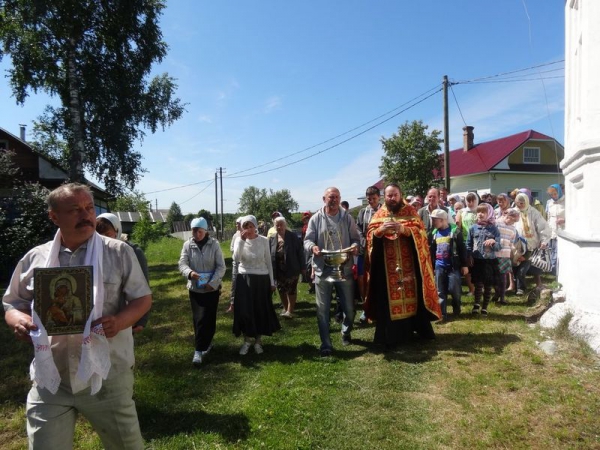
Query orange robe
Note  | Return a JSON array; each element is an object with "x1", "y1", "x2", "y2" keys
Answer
[{"x1": 364, "y1": 204, "x2": 441, "y2": 322}]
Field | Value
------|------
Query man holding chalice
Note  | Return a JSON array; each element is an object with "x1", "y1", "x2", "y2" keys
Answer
[{"x1": 304, "y1": 187, "x2": 360, "y2": 357}]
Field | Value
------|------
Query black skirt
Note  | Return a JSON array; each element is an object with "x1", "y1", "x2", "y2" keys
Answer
[
  {"x1": 233, "y1": 273, "x2": 281, "y2": 338},
  {"x1": 471, "y1": 258, "x2": 501, "y2": 286}
]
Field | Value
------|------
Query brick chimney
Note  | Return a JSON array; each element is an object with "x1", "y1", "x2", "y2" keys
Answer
[
  {"x1": 19, "y1": 124, "x2": 26, "y2": 141},
  {"x1": 463, "y1": 126, "x2": 474, "y2": 152}
]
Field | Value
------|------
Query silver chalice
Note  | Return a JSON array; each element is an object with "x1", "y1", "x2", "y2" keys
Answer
[{"x1": 321, "y1": 247, "x2": 352, "y2": 282}]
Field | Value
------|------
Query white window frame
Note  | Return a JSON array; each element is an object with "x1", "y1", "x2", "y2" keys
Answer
[{"x1": 523, "y1": 146, "x2": 540, "y2": 164}]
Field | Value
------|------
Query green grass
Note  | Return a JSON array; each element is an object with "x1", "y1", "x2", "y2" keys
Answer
[{"x1": 1, "y1": 237, "x2": 599, "y2": 449}]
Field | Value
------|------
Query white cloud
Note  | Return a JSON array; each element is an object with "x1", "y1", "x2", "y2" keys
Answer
[
  {"x1": 197, "y1": 115, "x2": 213, "y2": 123},
  {"x1": 264, "y1": 96, "x2": 282, "y2": 113}
]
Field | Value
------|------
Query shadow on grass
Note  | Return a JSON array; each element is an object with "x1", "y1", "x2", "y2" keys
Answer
[{"x1": 139, "y1": 407, "x2": 250, "y2": 442}]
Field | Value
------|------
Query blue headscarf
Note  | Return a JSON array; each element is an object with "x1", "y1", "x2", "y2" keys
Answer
[{"x1": 548, "y1": 184, "x2": 563, "y2": 199}]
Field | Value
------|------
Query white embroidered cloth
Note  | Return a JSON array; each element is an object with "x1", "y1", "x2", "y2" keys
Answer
[{"x1": 30, "y1": 231, "x2": 111, "y2": 394}]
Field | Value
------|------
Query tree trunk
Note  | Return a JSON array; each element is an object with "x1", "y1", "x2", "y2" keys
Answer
[{"x1": 67, "y1": 37, "x2": 85, "y2": 183}]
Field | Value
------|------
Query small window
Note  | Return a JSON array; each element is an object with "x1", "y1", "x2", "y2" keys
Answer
[
  {"x1": 523, "y1": 147, "x2": 540, "y2": 164},
  {"x1": 0, "y1": 140, "x2": 8, "y2": 150}
]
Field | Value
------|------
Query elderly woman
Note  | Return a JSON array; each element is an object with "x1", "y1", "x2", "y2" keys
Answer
[
  {"x1": 233, "y1": 215, "x2": 280, "y2": 355},
  {"x1": 269, "y1": 217, "x2": 305, "y2": 319},
  {"x1": 494, "y1": 193, "x2": 511, "y2": 219},
  {"x1": 96, "y1": 213, "x2": 150, "y2": 333},
  {"x1": 513, "y1": 193, "x2": 551, "y2": 295},
  {"x1": 179, "y1": 217, "x2": 226, "y2": 366},
  {"x1": 546, "y1": 184, "x2": 566, "y2": 275}
]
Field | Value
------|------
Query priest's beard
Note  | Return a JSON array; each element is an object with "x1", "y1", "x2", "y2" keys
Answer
[{"x1": 386, "y1": 199, "x2": 403, "y2": 214}]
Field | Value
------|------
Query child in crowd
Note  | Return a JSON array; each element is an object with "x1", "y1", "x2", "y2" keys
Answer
[
  {"x1": 428, "y1": 209, "x2": 469, "y2": 320},
  {"x1": 494, "y1": 208, "x2": 520, "y2": 304},
  {"x1": 457, "y1": 192, "x2": 480, "y2": 296},
  {"x1": 466, "y1": 203, "x2": 501, "y2": 315}
]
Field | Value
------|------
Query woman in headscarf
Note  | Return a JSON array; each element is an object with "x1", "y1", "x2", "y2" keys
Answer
[
  {"x1": 96, "y1": 213, "x2": 150, "y2": 333},
  {"x1": 494, "y1": 193, "x2": 512, "y2": 219},
  {"x1": 233, "y1": 215, "x2": 280, "y2": 355},
  {"x1": 448, "y1": 194, "x2": 462, "y2": 220},
  {"x1": 269, "y1": 216, "x2": 305, "y2": 319},
  {"x1": 546, "y1": 184, "x2": 565, "y2": 275},
  {"x1": 513, "y1": 193, "x2": 551, "y2": 295},
  {"x1": 179, "y1": 217, "x2": 226, "y2": 366},
  {"x1": 519, "y1": 188, "x2": 547, "y2": 219}
]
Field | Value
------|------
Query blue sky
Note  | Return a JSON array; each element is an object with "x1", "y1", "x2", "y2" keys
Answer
[{"x1": 0, "y1": 0, "x2": 565, "y2": 213}]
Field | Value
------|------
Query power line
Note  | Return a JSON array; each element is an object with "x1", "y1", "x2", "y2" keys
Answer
[
  {"x1": 449, "y1": 84, "x2": 467, "y2": 127},
  {"x1": 141, "y1": 84, "x2": 442, "y2": 195},
  {"x1": 225, "y1": 88, "x2": 442, "y2": 179},
  {"x1": 180, "y1": 179, "x2": 214, "y2": 205},
  {"x1": 226, "y1": 84, "x2": 442, "y2": 177},
  {"x1": 144, "y1": 178, "x2": 213, "y2": 195},
  {"x1": 459, "y1": 75, "x2": 563, "y2": 84},
  {"x1": 453, "y1": 59, "x2": 564, "y2": 84}
]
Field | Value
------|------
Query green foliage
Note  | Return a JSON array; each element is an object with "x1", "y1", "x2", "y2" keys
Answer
[
  {"x1": 108, "y1": 190, "x2": 150, "y2": 212},
  {"x1": 238, "y1": 186, "x2": 299, "y2": 224},
  {"x1": 0, "y1": 183, "x2": 56, "y2": 280},
  {"x1": 0, "y1": 0, "x2": 186, "y2": 195},
  {"x1": 379, "y1": 120, "x2": 443, "y2": 197},
  {"x1": 197, "y1": 209, "x2": 214, "y2": 228},
  {"x1": 0, "y1": 150, "x2": 20, "y2": 183},
  {"x1": 131, "y1": 211, "x2": 165, "y2": 251},
  {"x1": 165, "y1": 201, "x2": 183, "y2": 233}
]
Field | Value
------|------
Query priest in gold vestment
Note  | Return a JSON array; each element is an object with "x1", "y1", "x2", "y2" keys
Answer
[{"x1": 364, "y1": 184, "x2": 441, "y2": 347}]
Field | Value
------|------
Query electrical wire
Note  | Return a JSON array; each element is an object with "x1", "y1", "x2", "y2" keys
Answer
[
  {"x1": 226, "y1": 84, "x2": 442, "y2": 177},
  {"x1": 453, "y1": 59, "x2": 564, "y2": 84},
  {"x1": 224, "y1": 88, "x2": 442, "y2": 180},
  {"x1": 449, "y1": 84, "x2": 467, "y2": 127},
  {"x1": 180, "y1": 179, "x2": 214, "y2": 205}
]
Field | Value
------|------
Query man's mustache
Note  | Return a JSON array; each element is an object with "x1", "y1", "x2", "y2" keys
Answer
[{"x1": 76, "y1": 220, "x2": 95, "y2": 228}]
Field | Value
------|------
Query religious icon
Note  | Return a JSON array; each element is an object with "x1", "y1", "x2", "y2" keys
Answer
[{"x1": 34, "y1": 266, "x2": 93, "y2": 335}]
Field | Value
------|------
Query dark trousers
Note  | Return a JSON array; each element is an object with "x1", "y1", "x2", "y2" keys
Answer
[{"x1": 189, "y1": 289, "x2": 220, "y2": 352}]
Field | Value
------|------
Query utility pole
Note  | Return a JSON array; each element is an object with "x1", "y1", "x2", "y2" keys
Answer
[
  {"x1": 443, "y1": 75, "x2": 450, "y2": 192},
  {"x1": 219, "y1": 167, "x2": 224, "y2": 238},
  {"x1": 214, "y1": 172, "x2": 219, "y2": 239}
]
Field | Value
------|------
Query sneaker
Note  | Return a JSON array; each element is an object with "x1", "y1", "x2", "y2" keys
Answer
[
  {"x1": 358, "y1": 311, "x2": 368, "y2": 325},
  {"x1": 516, "y1": 289, "x2": 524, "y2": 296},
  {"x1": 280, "y1": 310, "x2": 287, "y2": 316},
  {"x1": 481, "y1": 309, "x2": 488, "y2": 316},
  {"x1": 192, "y1": 351, "x2": 202, "y2": 366},
  {"x1": 341, "y1": 333, "x2": 351, "y2": 346},
  {"x1": 239, "y1": 342, "x2": 251, "y2": 355},
  {"x1": 471, "y1": 304, "x2": 481, "y2": 314},
  {"x1": 281, "y1": 311, "x2": 294, "y2": 319},
  {"x1": 254, "y1": 343, "x2": 264, "y2": 354},
  {"x1": 320, "y1": 348, "x2": 333, "y2": 357},
  {"x1": 202, "y1": 344, "x2": 213, "y2": 356}
]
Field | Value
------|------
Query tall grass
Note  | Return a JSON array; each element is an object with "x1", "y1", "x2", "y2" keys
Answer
[{"x1": 1, "y1": 237, "x2": 599, "y2": 449}]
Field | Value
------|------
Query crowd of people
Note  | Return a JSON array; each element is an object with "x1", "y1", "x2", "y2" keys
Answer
[{"x1": 2, "y1": 181, "x2": 566, "y2": 447}]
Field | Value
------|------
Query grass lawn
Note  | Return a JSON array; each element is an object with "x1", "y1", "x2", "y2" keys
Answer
[{"x1": 1, "y1": 236, "x2": 599, "y2": 449}]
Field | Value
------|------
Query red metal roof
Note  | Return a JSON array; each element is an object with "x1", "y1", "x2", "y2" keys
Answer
[{"x1": 448, "y1": 129, "x2": 555, "y2": 177}]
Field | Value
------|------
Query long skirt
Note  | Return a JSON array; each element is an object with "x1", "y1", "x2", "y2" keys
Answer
[{"x1": 233, "y1": 273, "x2": 281, "y2": 338}]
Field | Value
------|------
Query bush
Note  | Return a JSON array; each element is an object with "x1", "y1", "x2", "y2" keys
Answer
[{"x1": 0, "y1": 183, "x2": 56, "y2": 280}]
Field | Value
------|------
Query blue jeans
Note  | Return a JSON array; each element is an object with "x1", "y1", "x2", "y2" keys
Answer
[
  {"x1": 549, "y1": 238, "x2": 558, "y2": 275},
  {"x1": 434, "y1": 265, "x2": 462, "y2": 317},
  {"x1": 315, "y1": 278, "x2": 355, "y2": 351},
  {"x1": 514, "y1": 259, "x2": 532, "y2": 291}
]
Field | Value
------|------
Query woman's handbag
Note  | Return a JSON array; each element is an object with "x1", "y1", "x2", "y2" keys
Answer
[{"x1": 529, "y1": 247, "x2": 552, "y2": 272}]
